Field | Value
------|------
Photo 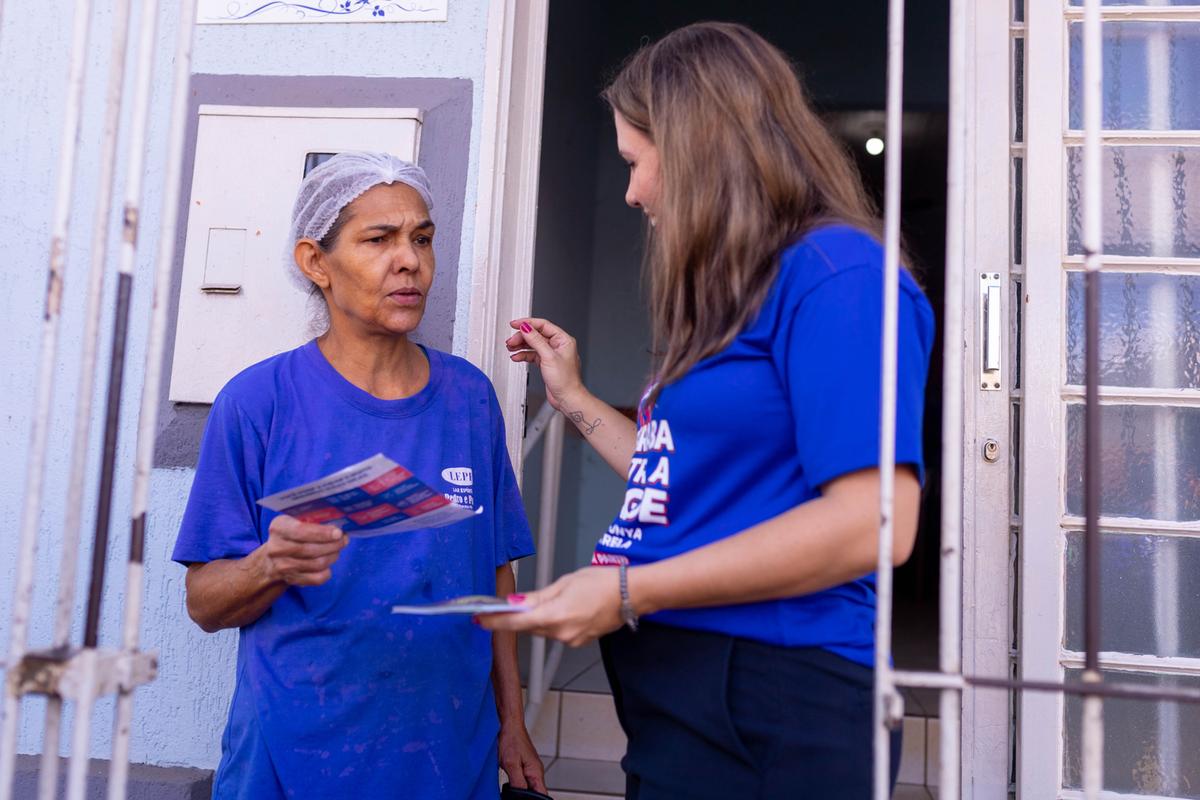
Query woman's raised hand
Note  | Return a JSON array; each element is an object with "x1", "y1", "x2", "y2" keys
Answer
[
  {"x1": 506, "y1": 318, "x2": 586, "y2": 411},
  {"x1": 261, "y1": 514, "x2": 349, "y2": 587},
  {"x1": 507, "y1": 317, "x2": 637, "y2": 476}
]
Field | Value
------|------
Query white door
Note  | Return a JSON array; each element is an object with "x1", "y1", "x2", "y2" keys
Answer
[{"x1": 1018, "y1": 2, "x2": 1200, "y2": 797}]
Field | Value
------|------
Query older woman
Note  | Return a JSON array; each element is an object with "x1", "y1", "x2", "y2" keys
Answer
[{"x1": 173, "y1": 152, "x2": 545, "y2": 799}]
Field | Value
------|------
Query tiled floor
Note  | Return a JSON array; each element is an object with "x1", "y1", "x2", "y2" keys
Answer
[
  {"x1": 519, "y1": 641, "x2": 610, "y2": 693},
  {"x1": 544, "y1": 757, "x2": 625, "y2": 796}
]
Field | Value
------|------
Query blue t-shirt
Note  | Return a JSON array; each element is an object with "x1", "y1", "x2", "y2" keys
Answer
[
  {"x1": 593, "y1": 225, "x2": 934, "y2": 666},
  {"x1": 172, "y1": 341, "x2": 535, "y2": 800}
]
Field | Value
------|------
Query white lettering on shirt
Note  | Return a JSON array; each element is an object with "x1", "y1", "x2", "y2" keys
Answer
[
  {"x1": 647, "y1": 458, "x2": 670, "y2": 487},
  {"x1": 635, "y1": 420, "x2": 676, "y2": 453}
]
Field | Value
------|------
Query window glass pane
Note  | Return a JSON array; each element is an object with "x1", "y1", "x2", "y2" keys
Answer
[
  {"x1": 303, "y1": 152, "x2": 338, "y2": 177},
  {"x1": 1013, "y1": 37, "x2": 1025, "y2": 142},
  {"x1": 1010, "y1": 527, "x2": 1020, "y2": 653},
  {"x1": 1067, "y1": 146, "x2": 1200, "y2": 258},
  {"x1": 1066, "y1": 273, "x2": 1200, "y2": 389},
  {"x1": 1065, "y1": 532, "x2": 1200, "y2": 657},
  {"x1": 1012, "y1": 279, "x2": 1023, "y2": 387},
  {"x1": 1013, "y1": 0, "x2": 1023, "y2": 22},
  {"x1": 1011, "y1": 402, "x2": 1021, "y2": 514},
  {"x1": 1066, "y1": 404, "x2": 1200, "y2": 522},
  {"x1": 1063, "y1": 668, "x2": 1200, "y2": 797},
  {"x1": 1012, "y1": 156, "x2": 1024, "y2": 265},
  {"x1": 1069, "y1": 22, "x2": 1200, "y2": 130}
]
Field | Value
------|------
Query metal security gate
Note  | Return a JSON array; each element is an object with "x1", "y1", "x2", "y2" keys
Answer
[
  {"x1": 875, "y1": 1, "x2": 1200, "y2": 799},
  {"x1": 0, "y1": 3, "x2": 197, "y2": 798}
]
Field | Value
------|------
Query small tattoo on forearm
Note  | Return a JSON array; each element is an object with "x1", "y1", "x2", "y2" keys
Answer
[{"x1": 568, "y1": 410, "x2": 602, "y2": 436}]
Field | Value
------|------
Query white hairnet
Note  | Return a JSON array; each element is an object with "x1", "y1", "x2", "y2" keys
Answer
[{"x1": 285, "y1": 151, "x2": 434, "y2": 291}]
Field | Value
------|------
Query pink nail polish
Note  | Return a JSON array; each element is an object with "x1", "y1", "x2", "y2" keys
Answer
[
  {"x1": 520, "y1": 322, "x2": 532, "y2": 334},
  {"x1": 508, "y1": 594, "x2": 526, "y2": 603}
]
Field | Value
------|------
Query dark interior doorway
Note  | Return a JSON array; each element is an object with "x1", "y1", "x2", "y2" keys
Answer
[{"x1": 522, "y1": 0, "x2": 950, "y2": 675}]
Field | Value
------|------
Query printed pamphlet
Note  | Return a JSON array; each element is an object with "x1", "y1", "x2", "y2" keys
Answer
[{"x1": 257, "y1": 453, "x2": 477, "y2": 537}]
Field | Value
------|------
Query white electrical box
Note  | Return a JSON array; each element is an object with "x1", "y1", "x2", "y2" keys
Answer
[{"x1": 169, "y1": 105, "x2": 423, "y2": 404}]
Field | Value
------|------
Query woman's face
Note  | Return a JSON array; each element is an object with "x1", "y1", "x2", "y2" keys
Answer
[
  {"x1": 614, "y1": 111, "x2": 662, "y2": 226},
  {"x1": 307, "y1": 182, "x2": 435, "y2": 338}
]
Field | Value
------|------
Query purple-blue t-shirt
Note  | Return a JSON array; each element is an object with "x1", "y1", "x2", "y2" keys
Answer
[
  {"x1": 172, "y1": 341, "x2": 534, "y2": 799},
  {"x1": 593, "y1": 225, "x2": 935, "y2": 666}
]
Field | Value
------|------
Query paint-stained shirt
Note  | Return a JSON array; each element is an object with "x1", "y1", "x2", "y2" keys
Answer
[
  {"x1": 173, "y1": 341, "x2": 534, "y2": 800},
  {"x1": 593, "y1": 224, "x2": 935, "y2": 667}
]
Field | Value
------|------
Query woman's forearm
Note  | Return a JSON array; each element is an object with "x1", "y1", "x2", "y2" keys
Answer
[
  {"x1": 556, "y1": 388, "x2": 637, "y2": 477},
  {"x1": 185, "y1": 549, "x2": 287, "y2": 633},
  {"x1": 491, "y1": 564, "x2": 524, "y2": 725},
  {"x1": 629, "y1": 468, "x2": 921, "y2": 615}
]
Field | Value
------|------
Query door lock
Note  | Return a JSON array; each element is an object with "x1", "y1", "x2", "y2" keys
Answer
[
  {"x1": 983, "y1": 439, "x2": 1001, "y2": 463},
  {"x1": 980, "y1": 273, "x2": 1003, "y2": 390}
]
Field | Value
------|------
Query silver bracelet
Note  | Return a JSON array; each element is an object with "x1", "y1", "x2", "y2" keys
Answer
[{"x1": 618, "y1": 563, "x2": 638, "y2": 632}]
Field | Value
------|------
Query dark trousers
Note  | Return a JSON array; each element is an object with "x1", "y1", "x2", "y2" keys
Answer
[{"x1": 599, "y1": 622, "x2": 902, "y2": 800}]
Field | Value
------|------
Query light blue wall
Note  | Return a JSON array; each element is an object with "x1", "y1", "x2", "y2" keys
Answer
[{"x1": 0, "y1": 1, "x2": 492, "y2": 770}]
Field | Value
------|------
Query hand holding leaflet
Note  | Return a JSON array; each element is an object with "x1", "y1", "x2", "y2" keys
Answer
[{"x1": 257, "y1": 453, "x2": 476, "y2": 537}]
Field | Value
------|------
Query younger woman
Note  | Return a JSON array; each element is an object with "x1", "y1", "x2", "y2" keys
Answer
[{"x1": 482, "y1": 23, "x2": 934, "y2": 799}]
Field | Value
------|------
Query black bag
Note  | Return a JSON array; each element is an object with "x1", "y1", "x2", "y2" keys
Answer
[{"x1": 500, "y1": 783, "x2": 554, "y2": 800}]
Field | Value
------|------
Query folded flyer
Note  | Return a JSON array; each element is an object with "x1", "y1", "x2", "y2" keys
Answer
[
  {"x1": 257, "y1": 453, "x2": 477, "y2": 537},
  {"x1": 391, "y1": 595, "x2": 530, "y2": 616}
]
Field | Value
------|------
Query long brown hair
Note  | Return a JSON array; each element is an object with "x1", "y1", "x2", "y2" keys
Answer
[{"x1": 602, "y1": 22, "x2": 882, "y2": 401}]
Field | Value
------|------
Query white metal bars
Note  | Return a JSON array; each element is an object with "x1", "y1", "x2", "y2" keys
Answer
[
  {"x1": 0, "y1": 1, "x2": 96, "y2": 794},
  {"x1": 109, "y1": 1, "x2": 198, "y2": 795},
  {"x1": 871, "y1": 0, "x2": 907, "y2": 796},
  {"x1": 0, "y1": 3, "x2": 194, "y2": 798},
  {"x1": 72, "y1": 0, "x2": 153, "y2": 778},
  {"x1": 521, "y1": 402, "x2": 567, "y2": 726},
  {"x1": 40, "y1": 1, "x2": 134, "y2": 795},
  {"x1": 1079, "y1": 0, "x2": 1105, "y2": 795},
  {"x1": 61, "y1": 2, "x2": 165, "y2": 797},
  {"x1": 873, "y1": 0, "x2": 968, "y2": 796},
  {"x1": 938, "y1": 0, "x2": 967, "y2": 791}
]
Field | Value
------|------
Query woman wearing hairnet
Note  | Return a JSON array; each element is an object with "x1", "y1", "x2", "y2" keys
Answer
[{"x1": 172, "y1": 152, "x2": 546, "y2": 799}]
